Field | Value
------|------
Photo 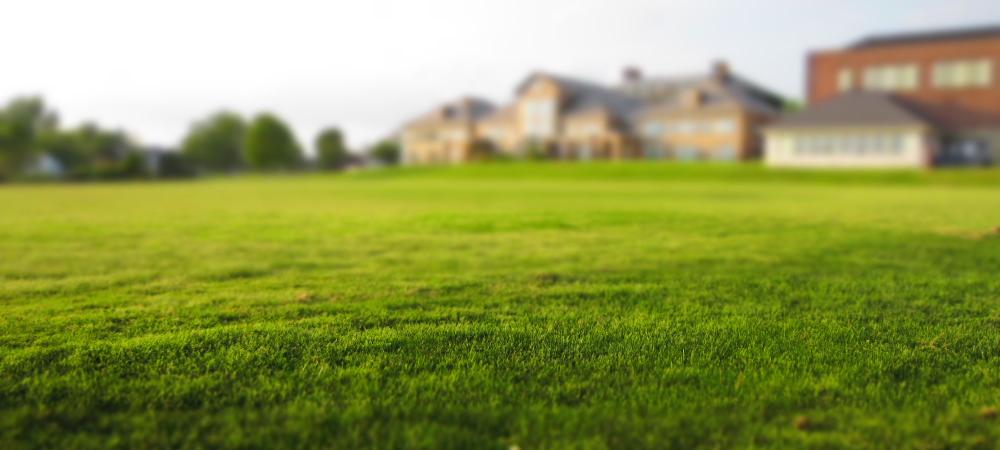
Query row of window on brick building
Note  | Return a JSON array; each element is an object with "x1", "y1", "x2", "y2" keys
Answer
[{"x1": 837, "y1": 59, "x2": 993, "y2": 92}]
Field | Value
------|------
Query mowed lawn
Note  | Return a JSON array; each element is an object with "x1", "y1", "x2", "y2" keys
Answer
[{"x1": 2, "y1": 163, "x2": 1000, "y2": 449}]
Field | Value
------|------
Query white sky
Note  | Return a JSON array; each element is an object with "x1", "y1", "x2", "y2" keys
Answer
[{"x1": 3, "y1": 0, "x2": 999, "y2": 152}]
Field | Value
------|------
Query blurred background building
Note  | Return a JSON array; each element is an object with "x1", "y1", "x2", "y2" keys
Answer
[
  {"x1": 766, "y1": 25, "x2": 1000, "y2": 168},
  {"x1": 400, "y1": 62, "x2": 785, "y2": 164}
]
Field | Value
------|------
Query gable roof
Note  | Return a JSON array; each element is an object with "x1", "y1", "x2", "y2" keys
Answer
[
  {"x1": 849, "y1": 24, "x2": 1000, "y2": 50},
  {"x1": 516, "y1": 72, "x2": 643, "y2": 122},
  {"x1": 622, "y1": 72, "x2": 785, "y2": 116},
  {"x1": 478, "y1": 103, "x2": 517, "y2": 124},
  {"x1": 767, "y1": 92, "x2": 936, "y2": 129},
  {"x1": 404, "y1": 96, "x2": 496, "y2": 129}
]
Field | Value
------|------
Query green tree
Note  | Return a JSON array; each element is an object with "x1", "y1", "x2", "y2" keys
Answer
[
  {"x1": 181, "y1": 111, "x2": 246, "y2": 172},
  {"x1": 370, "y1": 140, "x2": 400, "y2": 166},
  {"x1": 244, "y1": 113, "x2": 303, "y2": 170},
  {"x1": 783, "y1": 99, "x2": 805, "y2": 113},
  {"x1": 315, "y1": 127, "x2": 349, "y2": 170},
  {"x1": 38, "y1": 128, "x2": 89, "y2": 173},
  {"x1": 156, "y1": 152, "x2": 196, "y2": 179},
  {"x1": 0, "y1": 97, "x2": 59, "y2": 178},
  {"x1": 72, "y1": 123, "x2": 133, "y2": 164},
  {"x1": 46, "y1": 124, "x2": 138, "y2": 179}
]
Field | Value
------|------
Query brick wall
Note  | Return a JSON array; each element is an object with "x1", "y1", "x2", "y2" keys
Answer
[{"x1": 808, "y1": 36, "x2": 1000, "y2": 127}]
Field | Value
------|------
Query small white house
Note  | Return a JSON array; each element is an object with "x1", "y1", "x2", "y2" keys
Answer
[{"x1": 764, "y1": 92, "x2": 938, "y2": 169}]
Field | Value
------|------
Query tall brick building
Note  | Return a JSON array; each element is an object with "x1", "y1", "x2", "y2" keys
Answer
[{"x1": 767, "y1": 25, "x2": 1000, "y2": 168}]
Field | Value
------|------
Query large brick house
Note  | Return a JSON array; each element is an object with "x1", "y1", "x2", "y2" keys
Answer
[
  {"x1": 630, "y1": 63, "x2": 784, "y2": 161},
  {"x1": 400, "y1": 97, "x2": 497, "y2": 164},
  {"x1": 766, "y1": 25, "x2": 1000, "y2": 168},
  {"x1": 400, "y1": 63, "x2": 785, "y2": 164}
]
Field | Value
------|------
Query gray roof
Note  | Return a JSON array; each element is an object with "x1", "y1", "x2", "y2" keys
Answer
[
  {"x1": 405, "y1": 96, "x2": 496, "y2": 128},
  {"x1": 767, "y1": 92, "x2": 936, "y2": 129},
  {"x1": 620, "y1": 72, "x2": 785, "y2": 116},
  {"x1": 849, "y1": 24, "x2": 1000, "y2": 50},
  {"x1": 516, "y1": 72, "x2": 643, "y2": 125}
]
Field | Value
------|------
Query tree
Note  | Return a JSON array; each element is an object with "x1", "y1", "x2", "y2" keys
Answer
[
  {"x1": 114, "y1": 152, "x2": 148, "y2": 179},
  {"x1": 243, "y1": 113, "x2": 303, "y2": 170},
  {"x1": 38, "y1": 128, "x2": 89, "y2": 173},
  {"x1": 370, "y1": 140, "x2": 400, "y2": 166},
  {"x1": 181, "y1": 111, "x2": 246, "y2": 172},
  {"x1": 315, "y1": 127, "x2": 349, "y2": 170},
  {"x1": 71, "y1": 123, "x2": 134, "y2": 166},
  {"x1": 0, "y1": 97, "x2": 59, "y2": 178},
  {"x1": 0, "y1": 96, "x2": 148, "y2": 181},
  {"x1": 156, "y1": 152, "x2": 196, "y2": 179},
  {"x1": 782, "y1": 99, "x2": 805, "y2": 113}
]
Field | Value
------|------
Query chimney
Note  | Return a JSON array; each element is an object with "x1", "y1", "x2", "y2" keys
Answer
[
  {"x1": 622, "y1": 66, "x2": 642, "y2": 83},
  {"x1": 712, "y1": 60, "x2": 731, "y2": 83}
]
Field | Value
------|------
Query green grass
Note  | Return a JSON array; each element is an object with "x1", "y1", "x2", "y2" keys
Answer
[{"x1": 2, "y1": 162, "x2": 1000, "y2": 449}]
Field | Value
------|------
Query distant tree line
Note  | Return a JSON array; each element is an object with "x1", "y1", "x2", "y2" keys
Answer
[
  {"x1": 0, "y1": 97, "x2": 148, "y2": 181},
  {"x1": 0, "y1": 96, "x2": 401, "y2": 183},
  {"x1": 180, "y1": 111, "x2": 399, "y2": 173}
]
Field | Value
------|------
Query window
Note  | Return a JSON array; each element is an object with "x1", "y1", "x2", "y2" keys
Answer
[
  {"x1": 933, "y1": 59, "x2": 993, "y2": 88},
  {"x1": 796, "y1": 136, "x2": 818, "y2": 155},
  {"x1": 816, "y1": 136, "x2": 832, "y2": 153},
  {"x1": 676, "y1": 148, "x2": 701, "y2": 161},
  {"x1": 485, "y1": 127, "x2": 506, "y2": 142},
  {"x1": 673, "y1": 120, "x2": 695, "y2": 134},
  {"x1": 889, "y1": 134, "x2": 904, "y2": 153},
  {"x1": 446, "y1": 128, "x2": 466, "y2": 141},
  {"x1": 521, "y1": 99, "x2": 557, "y2": 139},
  {"x1": 863, "y1": 64, "x2": 919, "y2": 91},
  {"x1": 712, "y1": 119, "x2": 736, "y2": 134},
  {"x1": 793, "y1": 132, "x2": 907, "y2": 156},
  {"x1": 713, "y1": 147, "x2": 736, "y2": 161},
  {"x1": 643, "y1": 141, "x2": 667, "y2": 159},
  {"x1": 837, "y1": 68, "x2": 854, "y2": 92},
  {"x1": 568, "y1": 122, "x2": 600, "y2": 138},
  {"x1": 860, "y1": 135, "x2": 876, "y2": 154},
  {"x1": 643, "y1": 121, "x2": 665, "y2": 137}
]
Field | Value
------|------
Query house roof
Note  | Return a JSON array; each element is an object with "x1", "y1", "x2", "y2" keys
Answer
[
  {"x1": 905, "y1": 102, "x2": 1000, "y2": 130},
  {"x1": 623, "y1": 72, "x2": 785, "y2": 117},
  {"x1": 404, "y1": 96, "x2": 496, "y2": 129},
  {"x1": 849, "y1": 24, "x2": 1000, "y2": 50},
  {"x1": 767, "y1": 92, "x2": 937, "y2": 130},
  {"x1": 516, "y1": 72, "x2": 643, "y2": 123},
  {"x1": 478, "y1": 103, "x2": 517, "y2": 124}
]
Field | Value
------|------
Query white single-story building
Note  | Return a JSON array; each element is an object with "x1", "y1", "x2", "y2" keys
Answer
[{"x1": 764, "y1": 92, "x2": 940, "y2": 168}]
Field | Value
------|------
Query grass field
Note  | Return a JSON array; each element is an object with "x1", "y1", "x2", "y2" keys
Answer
[{"x1": 2, "y1": 162, "x2": 1000, "y2": 449}]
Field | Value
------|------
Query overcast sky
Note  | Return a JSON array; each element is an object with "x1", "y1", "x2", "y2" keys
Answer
[{"x1": 3, "y1": 0, "x2": 999, "y2": 152}]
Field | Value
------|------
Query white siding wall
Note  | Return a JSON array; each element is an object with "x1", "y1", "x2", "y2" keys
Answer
[{"x1": 764, "y1": 127, "x2": 931, "y2": 168}]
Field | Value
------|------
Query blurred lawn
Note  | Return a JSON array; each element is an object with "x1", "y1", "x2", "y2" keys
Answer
[{"x1": 2, "y1": 162, "x2": 1000, "y2": 449}]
